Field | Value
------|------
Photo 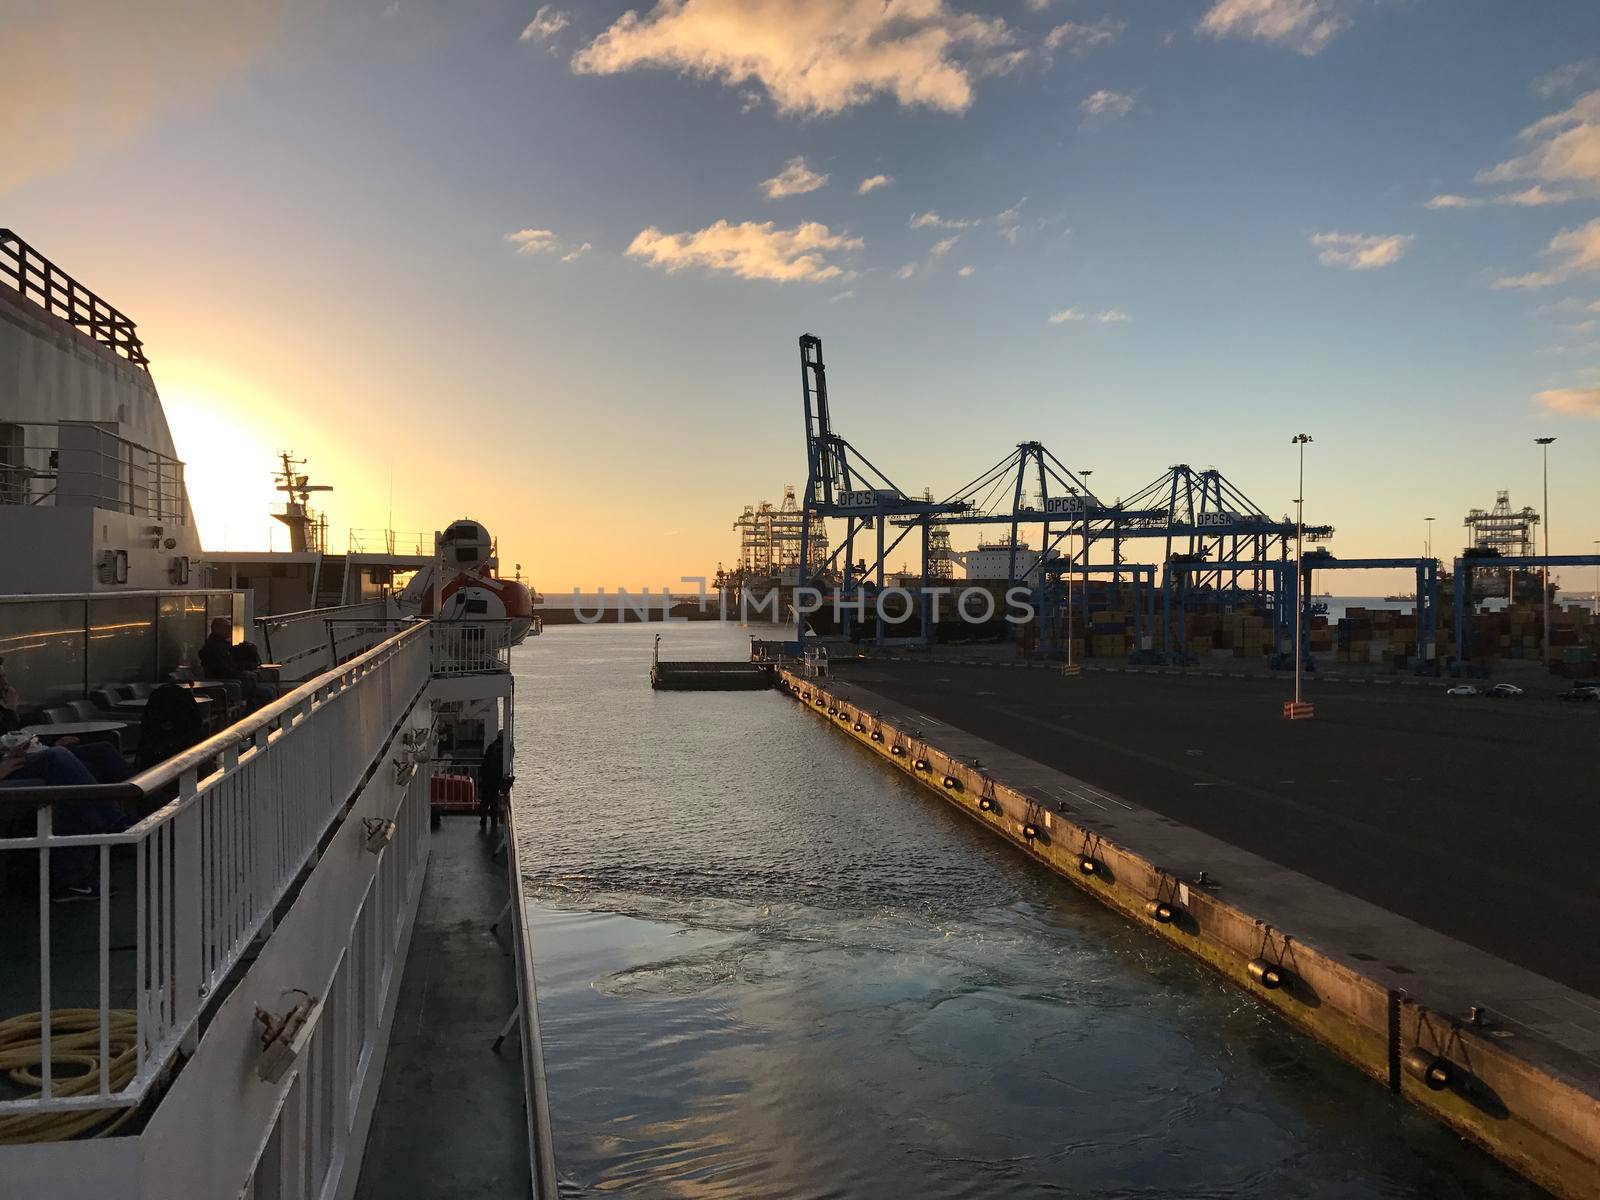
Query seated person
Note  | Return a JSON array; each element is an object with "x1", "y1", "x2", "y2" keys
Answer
[
  {"x1": 135, "y1": 684, "x2": 208, "y2": 772},
  {"x1": 199, "y1": 618, "x2": 275, "y2": 707},
  {"x1": 0, "y1": 657, "x2": 131, "y2": 784},
  {"x1": 0, "y1": 744, "x2": 128, "y2": 901}
]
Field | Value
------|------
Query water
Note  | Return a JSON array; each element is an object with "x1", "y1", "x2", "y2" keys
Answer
[{"x1": 512, "y1": 622, "x2": 1539, "y2": 1198}]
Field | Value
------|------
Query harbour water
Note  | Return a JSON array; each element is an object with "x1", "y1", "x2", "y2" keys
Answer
[{"x1": 512, "y1": 622, "x2": 1538, "y2": 1198}]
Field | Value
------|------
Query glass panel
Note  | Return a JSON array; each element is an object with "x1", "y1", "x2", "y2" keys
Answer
[
  {"x1": 157, "y1": 593, "x2": 209, "y2": 677},
  {"x1": 86, "y1": 595, "x2": 159, "y2": 689},
  {"x1": 0, "y1": 598, "x2": 88, "y2": 707}
]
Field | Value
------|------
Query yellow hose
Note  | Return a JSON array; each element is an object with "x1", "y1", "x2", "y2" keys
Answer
[{"x1": 0, "y1": 1009, "x2": 139, "y2": 1143}]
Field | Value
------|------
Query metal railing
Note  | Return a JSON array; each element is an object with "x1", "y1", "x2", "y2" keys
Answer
[
  {"x1": 0, "y1": 621, "x2": 431, "y2": 1125},
  {"x1": 347, "y1": 529, "x2": 430, "y2": 556},
  {"x1": 0, "y1": 229, "x2": 148, "y2": 367},
  {"x1": 0, "y1": 420, "x2": 185, "y2": 520},
  {"x1": 502, "y1": 789, "x2": 560, "y2": 1197},
  {"x1": 255, "y1": 600, "x2": 393, "y2": 681},
  {"x1": 431, "y1": 619, "x2": 517, "y2": 675},
  {"x1": 317, "y1": 617, "x2": 517, "y2": 678}
]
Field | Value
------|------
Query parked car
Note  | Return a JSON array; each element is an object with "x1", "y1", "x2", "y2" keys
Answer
[
  {"x1": 1557, "y1": 684, "x2": 1600, "y2": 703},
  {"x1": 1445, "y1": 684, "x2": 1478, "y2": 697},
  {"x1": 1485, "y1": 683, "x2": 1524, "y2": 699}
]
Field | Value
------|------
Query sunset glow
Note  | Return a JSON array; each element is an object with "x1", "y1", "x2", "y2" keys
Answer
[{"x1": 5, "y1": 1, "x2": 1598, "y2": 592}]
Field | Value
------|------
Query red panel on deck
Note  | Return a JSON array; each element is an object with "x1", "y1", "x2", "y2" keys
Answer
[{"x1": 430, "y1": 772, "x2": 478, "y2": 813}]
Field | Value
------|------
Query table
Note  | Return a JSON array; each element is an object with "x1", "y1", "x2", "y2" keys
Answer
[{"x1": 113, "y1": 695, "x2": 215, "y2": 711}]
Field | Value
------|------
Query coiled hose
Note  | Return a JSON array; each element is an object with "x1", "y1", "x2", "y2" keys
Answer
[{"x1": 0, "y1": 1009, "x2": 138, "y2": 1143}]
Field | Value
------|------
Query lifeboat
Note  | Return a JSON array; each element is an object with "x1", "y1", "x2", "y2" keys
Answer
[{"x1": 405, "y1": 519, "x2": 537, "y2": 643}]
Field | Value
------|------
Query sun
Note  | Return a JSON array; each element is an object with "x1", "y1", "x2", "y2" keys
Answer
[{"x1": 157, "y1": 362, "x2": 286, "y2": 551}]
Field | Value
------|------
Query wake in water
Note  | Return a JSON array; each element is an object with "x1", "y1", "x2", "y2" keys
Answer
[{"x1": 514, "y1": 624, "x2": 1538, "y2": 1199}]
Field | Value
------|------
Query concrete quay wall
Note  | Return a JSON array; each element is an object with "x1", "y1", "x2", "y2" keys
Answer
[{"x1": 777, "y1": 669, "x2": 1600, "y2": 1200}]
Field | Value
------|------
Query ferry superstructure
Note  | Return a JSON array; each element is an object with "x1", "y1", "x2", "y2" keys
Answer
[{"x1": 0, "y1": 229, "x2": 555, "y2": 1197}]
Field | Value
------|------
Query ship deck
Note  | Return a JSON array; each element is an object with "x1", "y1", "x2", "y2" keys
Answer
[
  {"x1": 832, "y1": 656, "x2": 1600, "y2": 1001},
  {"x1": 354, "y1": 817, "x2": 530, "y2": 1199}
]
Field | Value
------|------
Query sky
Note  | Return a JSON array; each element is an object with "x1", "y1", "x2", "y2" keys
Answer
[{"x1": 5, "y1": 0, "x2": 1600, "y2": 592}]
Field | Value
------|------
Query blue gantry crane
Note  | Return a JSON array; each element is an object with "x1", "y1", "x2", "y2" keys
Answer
[
  {"x1": 795, "y1": 334, "x2": 968, "y2": 644},
  {"x1": 1452, "y1": 553, "x2": 1600, "y2": 669},
  {"x1": 792, "y1": 336, "x2": 1343, "y2": 659}
]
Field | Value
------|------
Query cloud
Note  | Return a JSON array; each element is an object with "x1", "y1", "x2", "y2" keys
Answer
[
  {"x1": 1534, "y1": 60, "x2": 1599, "y2": 99},
  {"x1": 1310, "y1": 231, "x2": 1412, "y2": 270},
  {"x1": 1537, "y1": 298, "x2": 1600, "y2": 316},
  {"x1": 1081, "y1": 89, "x2": 1134, "y2": 119},
  {"x1": 958, "y1": 265, "x2": 974, "y2": 277},
  {"x1": 0, "y1": 2, "x2": 286, "y2": 196},
  {"x1": 505, "y1": 228, "x2": 558, "y2": 255},
  {"x1": 995, "y1": 197, "x2": 1026, "y2": 243},
  {"x1": 1044, "y1": 18, "x2": 1124, "y2": 56},
  {"x1": 910, "y1": 211, "x2": 974, "y2": 230},
  {"x1": 1478, "y1": 90, "x2": 1600, "y2": 199},
  {"x1": 857, "y1": 173, "x2": 893, "y2": 195},
  {"x1": 761, "y1": 156, "x2": 829, "y2": 198},
  {"x1": 899, "y1": 231, "x2": 963, "y2": 280},
  {"x1": 1426, "y1": 91, "x2": 1598, "y2": 213},
  {"x1": 830, "y1": 289, "x2": 857, "y2": 302},
  {"x1": 506, "y1": 228, "x2": 592, "y2": 262},
  {"x1": 1196, "y1": 0, "x2": 1348, "y2": 56},
  {"x1": 571, "y1": 0, "x2": 1019, "y2": 116},
  {"x1": 1049, "y1": 307, "x2": 1127, "y2": 324},
  {"x1": 520, "y1": 5, "x2": 569, "y2": 41},
  {"x1": 909, "y1": 199, "x2": 1025, "y2": 245},
  {"x1": 1426, "y1": 186, "x2": 1578, "y2": 209},
  {"x1": 626, "y1": 219, "x2": 862, "y2": 282},
  {"x1": 1494, "y1": 218, "x2": 1600, "y2": 289},
  {"x1": 1498, "y1": 185, "x2": 1581, "y2": 206},
  {"x1": 1533, "y1": 386, "x2": 1600, "y2": 417}
]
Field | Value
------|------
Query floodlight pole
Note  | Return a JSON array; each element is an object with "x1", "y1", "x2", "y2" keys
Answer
[
  {"x1": 1536, "y1": 437, "x2": 1555, "y2": 667},
  {"x1": 1291, "y1": 434, "x2": 1313, "y2": 710}
]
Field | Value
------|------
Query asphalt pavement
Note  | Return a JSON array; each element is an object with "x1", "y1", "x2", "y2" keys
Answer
[{"x1": 832, "y1": 659, "x2": 1600, "y2": 996}]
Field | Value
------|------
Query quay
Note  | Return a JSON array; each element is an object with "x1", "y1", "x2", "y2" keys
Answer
[
  {"x1": 650, "y1": 660, "x2": 773, "y2": 690},
  {"x1": 840, "y1": 655, "x2": 1600, "y2": 995},
  {"x1": 649, "y1": 636, "x2": 775, "y2": 690},
  {"x1": 778, "y1": 664, "x2": 1600, "y2": 1200}
]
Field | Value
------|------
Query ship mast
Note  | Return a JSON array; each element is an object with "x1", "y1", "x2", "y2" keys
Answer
[{"x1": 272, "y1": 451, "x2": 333, "y2": 553}]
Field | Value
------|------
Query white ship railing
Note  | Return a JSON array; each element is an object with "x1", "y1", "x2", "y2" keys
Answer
[
  {"x1": 0, "y1": 621, "x2": 431, "y2": 1124},
  {"x1": 317, "y1": 617, "x2": 519, "y2": 677},
  {"x1": 502, "y1": 793, "x2": 560, "y2": 1198},
  {"x1": 255, "y1": 599, "x2": 393, "y2": 680},
  {"x1": 431, "y1": 618, "x2": 517, "y2": 675}
]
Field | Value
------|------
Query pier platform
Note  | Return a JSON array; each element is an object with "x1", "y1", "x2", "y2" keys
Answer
[{"x1": 650, "y1": 660, "x2": 773, "y2": 690}]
